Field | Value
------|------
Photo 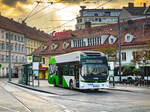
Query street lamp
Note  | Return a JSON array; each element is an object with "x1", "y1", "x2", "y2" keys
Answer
[{"x1": 8, "y1": 32, "x2": 12, "y2": 82}]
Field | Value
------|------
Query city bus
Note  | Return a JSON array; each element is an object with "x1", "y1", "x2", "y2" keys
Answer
[{"x1": 48, "y1": 51, "x2": 109, "y2": 90}]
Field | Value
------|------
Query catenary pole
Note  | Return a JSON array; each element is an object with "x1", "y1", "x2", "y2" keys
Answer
[
  {"x1": 118, "y1": 16, "x2": 122, "y2": 82},
  {"x1": 8, "y1": 32, "x2": 12, "y2": 82}
]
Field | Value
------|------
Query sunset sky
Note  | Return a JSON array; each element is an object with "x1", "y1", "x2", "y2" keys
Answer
[{"x1": 0, "y1": 0, "x2": 150, "y2": 33}]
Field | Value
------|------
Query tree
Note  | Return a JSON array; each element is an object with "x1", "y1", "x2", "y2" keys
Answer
[
  {"x1": 122, "y1": 67, "x2": 132, "y2": 76},
  {"x1": 132, "y1": 68, "x2": 141, "y2": 76}
]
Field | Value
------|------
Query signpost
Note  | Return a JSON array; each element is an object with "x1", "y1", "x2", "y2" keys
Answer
[
  {"x1": 32, "y1": 56, "x2": 41, "y2": 87},
  {"x1": 108, "y1": 55, "x2": 116, "y2": 87}
]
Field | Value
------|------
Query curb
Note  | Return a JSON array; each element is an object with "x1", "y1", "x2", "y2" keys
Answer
[
  {"x1": 8, "y1": 81, "x2": 58, "y2": 95},
  {"x1": 9, "y1": 82, "x2": 137, "y2": 93}
]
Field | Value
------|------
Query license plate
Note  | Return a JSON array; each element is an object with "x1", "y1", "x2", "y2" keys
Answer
[{"x1": 93, "y1": 84, "x2": 99, "y2": 87}]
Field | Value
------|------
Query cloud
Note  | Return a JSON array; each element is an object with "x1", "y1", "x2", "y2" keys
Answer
[{"x1": 1, "y1": 0, "x2": 30, "y2": 7}]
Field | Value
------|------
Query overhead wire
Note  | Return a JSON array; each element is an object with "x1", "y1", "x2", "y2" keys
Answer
[
  {"x1": 47, "y1": 0, "x2": 114, "y2": 31},
  {"x1": 40, "y1": 18, "x2": 76, "y2": 31},
  {"x1": 23, "y1": 2, "x2": 40, "y2": 22},
  {"x1": 26, "y1": 3, "x2": 53, "y2": 21},
  {"x1": 27, "y1": 0, "x2": 114, "y2": 31},
  {"x1": 96, "y1": 0, "x2": 113, "y2": 8},
  {"x1": 27, "y1": 5, "x2": 70, "y2": 21}
]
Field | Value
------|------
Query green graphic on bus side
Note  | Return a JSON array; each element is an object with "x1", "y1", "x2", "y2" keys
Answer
[
  {"x1": 49, "y1": 57, "x2": 56, "y2": 64},
  {"x1": 48, "y1": 75, "x2": 69, "y2": 88},
  {"x1": 48, "y1": 56, "x2": 69, "y2": 88}
]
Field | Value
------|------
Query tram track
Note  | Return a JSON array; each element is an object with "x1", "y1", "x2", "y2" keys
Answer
[
  {"x1": 0, "y1": 82, "x2": 32, "y2": 112},
  {"x1": 1, "y1": 81, "x2": 75, "y2": 112}
]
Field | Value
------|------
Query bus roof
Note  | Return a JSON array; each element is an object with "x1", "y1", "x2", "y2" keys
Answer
[{"x1": 54, "y1": 51, "x2": 105, "y2": 64}]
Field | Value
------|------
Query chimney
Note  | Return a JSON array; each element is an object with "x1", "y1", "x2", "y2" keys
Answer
[
  {"x1": 22, "y1": 20, "x2": 26, "y2": 25},
  {"x1": 80, "y1": 6, "x2": 86, "y2": 10},
  {"x1": 143, "y1": 3, "x2": 146, "y2": 7},
  {"x1": 85, "y1": 22, "x2": 91, "y2": 29},
  {"x1": 128, "y1": 3, "x2": 134, "y2": 8}
]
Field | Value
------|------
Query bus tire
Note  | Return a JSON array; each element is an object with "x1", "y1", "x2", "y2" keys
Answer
[
  {"x1": 69, "y1": 80, "x2": 73, "y2": 89},
  {"x1": 94, "y1": 89, "x2": 99, "y2": 91},
  {"x1": 54, "y1": 79, "x2": 57, "y2": 87}
]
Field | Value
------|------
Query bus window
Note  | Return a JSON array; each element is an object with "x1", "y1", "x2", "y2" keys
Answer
[
  {"x1": 62, "y1": 65, "x2": 69, "y2": 75},
  {"x1": 69, "y1": 65, "x2": 75, "y2": 76}
]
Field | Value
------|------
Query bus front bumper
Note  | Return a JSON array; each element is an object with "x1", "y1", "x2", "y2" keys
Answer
[{"x1": 79, "y1": 82, "x2": 109, "y2": 90}]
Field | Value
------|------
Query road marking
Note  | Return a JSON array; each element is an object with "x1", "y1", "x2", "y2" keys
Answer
[
  {"x1": 0, "y1": 85, "x2": 32, "y2": 112},
  {"x1": 0, "y1": 105, "x2": 20, "y2": 112}
]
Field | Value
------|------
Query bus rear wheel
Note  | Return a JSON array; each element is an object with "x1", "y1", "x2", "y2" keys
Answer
[{"x1": 69, "y1": 81, "x2": 73, "y2": 89}]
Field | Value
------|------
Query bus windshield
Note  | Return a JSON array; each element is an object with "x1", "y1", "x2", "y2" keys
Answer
[{"x1": 81, "y1": 63, "x2": 108, "y2": 77}]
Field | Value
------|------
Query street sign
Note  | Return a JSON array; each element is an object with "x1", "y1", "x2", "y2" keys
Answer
[
  {"x1": 33, "y1": 56, "x2": 41, "y2": 62},
  {"x1": 109, "y1": 70, "x2": 114, "y2": 76},
  {"x1": 27, "y1": 56, "x2": 32, "y2": 63},
  {"x1": 108, "y1": 54, "x2": 116, "y2": 62},
  {"x1": 32, "y1": 62, "x2": 39, "y2": 70}
]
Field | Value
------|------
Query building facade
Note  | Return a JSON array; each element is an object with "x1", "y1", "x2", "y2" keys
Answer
[
  {"x1": 76, "y1": 6, "x2": 121, "y2": 30},
  {"x1": 0, "y1": 15, "x2": 50, "y2": 77},
  {"x1": 32, "y1": 17, "x2": 150, "y2": 79},
  {"x1": 76, "y1": 3, "x2": 150, "y2": 30}
]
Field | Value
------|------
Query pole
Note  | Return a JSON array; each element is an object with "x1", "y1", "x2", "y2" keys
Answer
[
  {"x1": 118, "y1": 16, "x2": 122, "y2": 82},
  {"x1": 8, "y1": 32, "x2": 12, "y2": 82}
]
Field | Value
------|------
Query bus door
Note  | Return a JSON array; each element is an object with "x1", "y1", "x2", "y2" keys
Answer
[
  {"x1": 58, "y1": 66, "x2": 63, "y2": 86},
  {"x1": 75, "y1": 65, "x2": 79, "y2": 88}
]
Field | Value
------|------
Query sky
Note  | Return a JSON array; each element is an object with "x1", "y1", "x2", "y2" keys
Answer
[{"x1": 0, "y1": 0, "x2": 150, "y2": 33}]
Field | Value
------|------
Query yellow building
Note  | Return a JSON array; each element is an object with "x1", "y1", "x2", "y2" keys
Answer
[{"x1": 0, "y1": 15, "x2": 50, "y2": 77}]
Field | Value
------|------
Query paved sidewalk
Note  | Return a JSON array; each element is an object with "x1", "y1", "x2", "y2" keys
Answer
[
  {"x1": 10, "y1": 78, "x2": 82, "y2": 96},
  {"x1": 9, "y1": 78, "x2": 150, "y2": 95}
]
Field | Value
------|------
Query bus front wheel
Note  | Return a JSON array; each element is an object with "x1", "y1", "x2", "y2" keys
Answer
[
  {"x1": 69, "y1": 80, "x2": 73, "y2": 89},
  {"x1": 54, "y1": 79, "x2": 57, "y2": 87}
]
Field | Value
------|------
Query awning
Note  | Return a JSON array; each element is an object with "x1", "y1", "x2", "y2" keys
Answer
[
  {"x1": 121, "y1": 65, "x2": 136, "y2": 67},
  {"x1": 39, "y1": 67, "x2": 48, "y2": 71}
]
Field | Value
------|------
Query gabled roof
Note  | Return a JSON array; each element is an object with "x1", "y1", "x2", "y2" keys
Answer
[
  {"x1": 31, "y1": 17, "x2": 150, "y2": 56},
  {"x1": 123, "y1": 7, "x2": 147, "y2": 16},
  {"x1": 0, "y1": 15, "x2": 51, "y2": 42}
]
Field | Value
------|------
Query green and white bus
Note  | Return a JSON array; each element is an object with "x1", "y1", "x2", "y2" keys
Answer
[{"x1": 48, "y1": 51, "x2": 109, "y2": 90}]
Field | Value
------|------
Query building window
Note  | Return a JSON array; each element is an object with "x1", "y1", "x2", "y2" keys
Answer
[
  {"x1": 6, "y1": 32, "x2": 9, "y2": 40},
  {"x1": 1, "y1": 31, "x2": 5, "y2": 39},
  {"x1": 99, "y1": 18, "x2": 101, "y2": 22},
  {"x1": 121, "y1": 52, "x2": 126, "y2": 61},
  {"x1": 127, "y1": 36, "x2": 130, "y2": 41},
  {"x1": 14, "y1": 35, "x2": 17, "y2": 41},
  {"x1": 12, "y1": 56, "x2": 14, "y2": 62},
  {"x1": 6, "y1": 55, "x2": 9, "y2": 62},
  {"x1": 31, "y1": 40, "x2": 32, "y2": 46},
  {"x1": 1, "y1": 55, "x2": 4, "y2": 62},
  {"x1": 95, "y1": 18, "x2": 98, "y2": 22},
  {"x1": 22, "y1": 57, "x2": 25, "y2": 62},
  {"x1": 2, "y1": 42, "x2": 5, "y2": 49},
  {"x1": 6, "y1": 43, "x2": 9, "y2": 50},
  {"x1": 94, "y1": 13, "x2": 98, "y2": 16},
  {"x1": 16, "y1": 56, "x2": 18, "y2": 62},
  {"x1": 22, "y1": 45, "x2": 24, "y2": 52},
  {"x1": 111, "y1": 38, "x2": 113, "y2": 43},
  {"x1": 43, "y1": 58, "x2": 45, "y2": 64},
  {"x1": 104, "y1": 12, "x2": 111, "y2": 16}
]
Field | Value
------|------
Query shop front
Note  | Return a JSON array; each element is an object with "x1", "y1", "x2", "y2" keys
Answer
[{"x1": 39, "y1": 64, "x2": 48, "y2": 79}]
